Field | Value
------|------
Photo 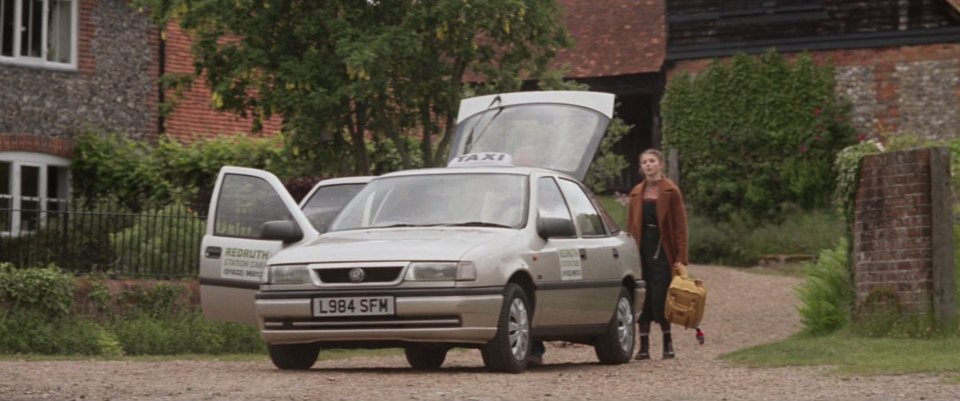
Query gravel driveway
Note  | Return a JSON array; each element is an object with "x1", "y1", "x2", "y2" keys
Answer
[{"x1": 2, "y1": 265, "x2": 958, "y2": 401}]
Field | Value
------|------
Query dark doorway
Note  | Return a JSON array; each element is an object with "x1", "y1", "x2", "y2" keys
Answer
[{"x1": 609, "y1": 94, "x2": 653, "y2": 193}]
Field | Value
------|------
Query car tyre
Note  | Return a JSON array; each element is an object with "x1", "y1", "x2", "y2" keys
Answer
[
  {"x1": 404, "y1": 345, "x2": 448, "y2": 370},
  {"x1": 268, "y1": 342, "x2": 320, "y2": 370},
  {"x1": 481, "y1": 283, "x2": 531, "y2": 373},
  {"x1": 594, "y1": 286, "x2": 635, "y2": 364}
]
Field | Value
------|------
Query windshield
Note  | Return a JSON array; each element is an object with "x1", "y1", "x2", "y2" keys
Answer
[
  {"x1": 451, "y1": 104, "x2": 608, "y2": 179},
  {"x1": 301, "y1": 183, "x2": 366, "y2": 232},
  {"x1": 329, "y1": 173, "x2": 529, "y2": 231}
]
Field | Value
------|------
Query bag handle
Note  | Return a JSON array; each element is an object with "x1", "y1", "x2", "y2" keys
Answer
[{"x1": 672, "y1": 262, "x2": 688, "y2": 278}]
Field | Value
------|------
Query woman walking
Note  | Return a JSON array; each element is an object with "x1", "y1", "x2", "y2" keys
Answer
[{"x1": 627, "y1": 149, "x2": 689, "y2": 360}]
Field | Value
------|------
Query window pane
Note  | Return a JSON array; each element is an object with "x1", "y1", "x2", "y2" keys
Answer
[
  {"x1": 0, "y1": 161, "x2": 9, "y2": 195},
  {"x1": 537, "y1": 177, "x2": 573, "y2": 222},
  {"x1": 0, "y1": 162, "x2": 9, "y2": 232},
  {"x1": 1, "y1": 0, "x2": 14, "y2": 56},
  {"x1": 47, "y1": 0, "x2": 71, "y2": 63},
  {"x1": 47, "y1": 165, "x2": 68, "y2": 212},
  {"x1": 557, "y1": 179, "x2": 605, "y2": 236},
  {"x1": 0, "y1": 196, "x2": 9, "y2": 232},
  {"x1": 301, "y1": 183, "x2": 365, "y2": 232},
  {"x1": 20, "y1": 165, "x2": 40, "y2": 232},
  {"x1": 21, "y1": 165, "x2": 39, "y2": 197},
  {"x1": 214, "y1": 174, "x2": 292, "y2": 238},
  {"x1": 20, "y1": 0, "x2": 42, "y2": 58}
]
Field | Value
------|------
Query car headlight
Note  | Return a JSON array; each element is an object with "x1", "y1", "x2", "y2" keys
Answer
[
  {"x1": 269, "y1": 264, "x2": 310, "y2": 285},
  {"x1": 405, "y1": 262, "x2": 477, "y2": 281}
]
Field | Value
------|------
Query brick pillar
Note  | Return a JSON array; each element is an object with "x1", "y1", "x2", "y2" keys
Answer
[{"x1": 853, "y1": 148, "x2": 956, "y2": 326}]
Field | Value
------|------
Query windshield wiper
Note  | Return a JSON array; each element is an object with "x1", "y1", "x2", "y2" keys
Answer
[
  {"x1": 463, "y1": 95, "x2": 502, "y2": 153},
  {"x1": 445, "y1": 221, "x2": 512, "y2": 228}
]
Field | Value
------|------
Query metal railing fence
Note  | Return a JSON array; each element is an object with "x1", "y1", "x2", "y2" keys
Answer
[{"x1": 0, "y1": 200, "x2": 208, "y2": 278}]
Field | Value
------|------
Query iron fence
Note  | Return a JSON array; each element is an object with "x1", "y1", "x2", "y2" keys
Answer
[{"x1": 0, "y1": 200, "x2": 208, "y2": 278}]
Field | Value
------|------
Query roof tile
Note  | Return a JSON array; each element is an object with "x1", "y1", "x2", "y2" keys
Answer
[{"x1": 554, "y1": 0, "x2": 665, "y2": 78}]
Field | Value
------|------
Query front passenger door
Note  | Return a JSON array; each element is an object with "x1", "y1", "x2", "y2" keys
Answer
[
  {"x1": 556, "y1": 179, "x2": 622, "y2": 324},
  {"x1": 199, "y1": 167, "x2": 316, "y2": 325}
]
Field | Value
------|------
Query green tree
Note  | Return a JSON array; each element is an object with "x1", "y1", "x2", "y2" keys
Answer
[{"x1": 137, "y1": 0, "x2": 570, "y2": 175}]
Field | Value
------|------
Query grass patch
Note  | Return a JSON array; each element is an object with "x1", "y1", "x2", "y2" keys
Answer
[{"x1": 724, "y1": 331, "x2": 960, "y2": 377}]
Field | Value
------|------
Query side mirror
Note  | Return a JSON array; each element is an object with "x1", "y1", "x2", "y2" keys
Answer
[
  {"x1": 260, "y1": 220, "x2": 304, "y2": 243},
  {"x1": 537, "y1": 216, "x2": 576, "y2": 239}
]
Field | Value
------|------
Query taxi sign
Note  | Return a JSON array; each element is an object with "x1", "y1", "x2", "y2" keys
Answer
[{"x1": 447, "y1": 152, "x2": 513, "y2": 168}]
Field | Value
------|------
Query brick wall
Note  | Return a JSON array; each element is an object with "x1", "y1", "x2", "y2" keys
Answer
[
  {"x1": 161, "y1": 22, "x2": 282, "y2": 142},
  {"x1": 0, "y1": 135, "x2": 74, "y2": 158},
  {"x1": 853, "y1": 148, "x2": 955, "y2": 320},
  {"x1": 668, "y1": 43, "x2": 960, "y2": 141}
]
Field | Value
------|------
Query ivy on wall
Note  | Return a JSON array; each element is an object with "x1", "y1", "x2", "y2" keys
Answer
[{"x1": 662, "y1": 50, "x2": 856, "y2": 223}]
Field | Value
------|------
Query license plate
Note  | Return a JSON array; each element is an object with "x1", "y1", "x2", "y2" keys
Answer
[{"x1": 313, "y1": 296, "x2": 395, "y2": 317}]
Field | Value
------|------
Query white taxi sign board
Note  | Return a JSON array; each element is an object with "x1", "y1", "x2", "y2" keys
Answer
[{"x1": 447, "y1": 152, "x2": 513, "y2": 167}]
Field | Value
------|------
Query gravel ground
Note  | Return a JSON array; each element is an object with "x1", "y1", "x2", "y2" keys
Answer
[{"x1": 2, "y1": 265, "x2": 958, "y2": 401}]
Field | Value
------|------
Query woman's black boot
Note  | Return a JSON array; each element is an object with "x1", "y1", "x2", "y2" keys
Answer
[
  {"x1": 635, "y1": 333, "x2": 650, "y2": 360},
  {"x1": 662, "y1": 331, "x2": 675, "y2": 359}
]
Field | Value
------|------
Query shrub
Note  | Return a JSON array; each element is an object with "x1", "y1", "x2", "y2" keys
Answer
[
  {"x1": 0, "y1": 201, "x2": 133, "y2": 274},
  {"x1": 796, "y1": 238, "x2": 854, "y2": 335},
  {"x1": 109, "y1": 203, "x2": 205, "y2": 277},
  {"x1": 663, "y1": 50, "x2": 856, "y2": 224},
  {"x1": 0, "y1": 310, "x2": 106, "y2": 355},
  {"x1": 72, "y1": 132, "x2": 308, "y2": 210},
  {"x1": 111, "y1": 313, "x2": 263, "y2": 355},
  {"x1": 0, "y1": 263, "x2": 74, "y2": 319},
  {"x1": 688, "y1": 208, "x2": 843, "y2": 266}
]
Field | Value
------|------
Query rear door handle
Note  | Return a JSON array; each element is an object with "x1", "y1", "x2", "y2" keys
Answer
[
  {"x1": 205, "y1": 246, "x2": 222, "y2": 259},
  {"x1": 612, "y1": 248, "x2": 619, "y2": 259},
  {"x1": 579, "y1": 248, "x2": 587, "y2": 260}
]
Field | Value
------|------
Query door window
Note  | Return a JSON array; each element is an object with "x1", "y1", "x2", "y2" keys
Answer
[
  {"x1": 214, "y1": 174, "x2": 293, "y2": 239},
  {"x1": 557, "y1": 179, "x2": 606, "y2": 237},
  {"x1": 301, "y1": 183, "x2": 365, "y2": 232},
  {"x1": 537, "y1": 177, "x2": 574, "y2": 231}
]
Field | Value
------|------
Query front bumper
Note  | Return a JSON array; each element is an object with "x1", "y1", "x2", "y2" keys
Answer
[{"x1": 255, "y1": 287, "x2": 503, "y2": 345}]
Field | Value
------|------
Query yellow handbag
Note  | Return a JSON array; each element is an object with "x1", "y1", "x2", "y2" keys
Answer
[{"x1": 664, "y1": 267, "x2": 706, "y2": 329}]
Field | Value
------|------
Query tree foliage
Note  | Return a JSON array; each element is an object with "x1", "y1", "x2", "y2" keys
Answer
[
  {"x1": 662, "y1": 50, "x2": 856, "y2": 223},
  {"x1": 136, "y1": 0, "x2": 570, "y2": 175}
]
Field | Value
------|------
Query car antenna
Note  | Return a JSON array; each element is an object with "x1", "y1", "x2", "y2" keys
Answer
[{"x1": 463, "y1": 95, "x2": 502, "y2": 154}]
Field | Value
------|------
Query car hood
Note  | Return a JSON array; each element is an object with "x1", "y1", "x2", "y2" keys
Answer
[{"x1": 268, "y1": 228, "x2": 525, "y2": 265}]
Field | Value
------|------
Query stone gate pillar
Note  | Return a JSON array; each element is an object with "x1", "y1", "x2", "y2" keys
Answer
[{"x1": 854, "y1": 147, "x2": 955, "y2": 327}]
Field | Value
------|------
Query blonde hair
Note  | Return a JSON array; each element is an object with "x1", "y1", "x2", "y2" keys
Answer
[{"x1": 640, "y1": 149, "x2": 664, "y2": 164}]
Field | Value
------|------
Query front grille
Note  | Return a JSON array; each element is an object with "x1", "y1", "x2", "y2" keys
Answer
[{"x1": 316, "y1": 266, "x2": 404, "y2": 283}]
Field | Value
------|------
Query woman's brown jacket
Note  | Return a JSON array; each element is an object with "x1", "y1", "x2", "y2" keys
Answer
[{"x1": 626, "y1": 177, "x2": 689, "y2": 267}]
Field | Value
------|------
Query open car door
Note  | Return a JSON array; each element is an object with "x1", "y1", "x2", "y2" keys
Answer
[
  {"x1": 449, "y1": 91, "x2": 615, "y2": 181},
  {"x1": 199, "y1": 167, "x2": 317, "y2": 325}
]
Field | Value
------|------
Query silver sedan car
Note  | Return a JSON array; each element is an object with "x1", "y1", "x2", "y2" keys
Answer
[{"x1": 198, "y1": 91, "x2": 644, "y2": 373}]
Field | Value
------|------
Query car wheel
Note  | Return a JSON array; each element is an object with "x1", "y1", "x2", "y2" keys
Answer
[
  {"x1": 594, "y1": 286, "x2": 635, "y2": 364},
  {"x1": 481, "y1": 283, "x2": 531, "y2": 373},
  {"x1": 267, "y1": 343, "x2": 320, "y2": 370},
  {"x1": 404, "y1": 345, "x2": 448, "y2": 370}
]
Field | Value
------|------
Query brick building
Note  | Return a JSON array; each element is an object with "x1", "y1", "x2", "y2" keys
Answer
[
  {"x1": 3, "y1": 0, "x2": 960, "y2": 235},
  {"x1": 665, "y1": 1, "x2": 960, "y2": 142}
]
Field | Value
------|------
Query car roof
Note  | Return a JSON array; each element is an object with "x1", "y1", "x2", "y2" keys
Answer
[
  {"x1": 315, "y1": 176, "x2": 376, "y2": 186},
  {"x1": 376, "y1": 165, "x2": 576, "y2": 181}
]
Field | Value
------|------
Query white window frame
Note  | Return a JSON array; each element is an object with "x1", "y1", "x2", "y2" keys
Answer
[
  {"x1": 0, "y1": 0, "x2": 78, "y2": 70},
  {"x1": 0, "y1": 152, "x2": 71, "y2": 237}
]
